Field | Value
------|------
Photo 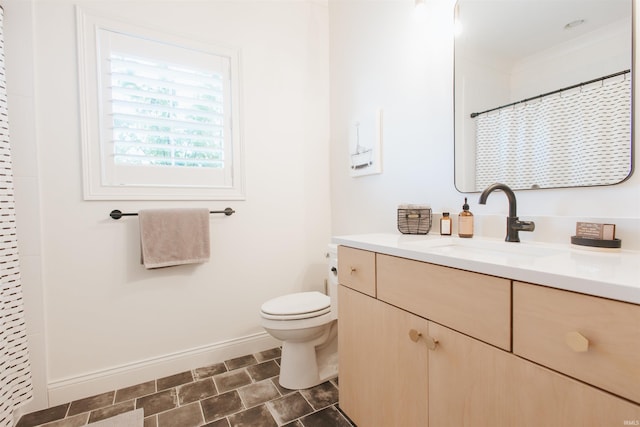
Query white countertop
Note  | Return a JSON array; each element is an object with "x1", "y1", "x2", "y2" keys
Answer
[{"x1": 332, "y1": 233, "x2": 640, "y2": 305}]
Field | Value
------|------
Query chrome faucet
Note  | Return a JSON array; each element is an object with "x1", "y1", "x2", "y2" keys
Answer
[{"x1": 478, "y1": 183, "x2": 535, "y2": 242}]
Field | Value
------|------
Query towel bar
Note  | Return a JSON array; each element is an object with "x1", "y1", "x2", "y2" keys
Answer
[{"x1": 109, "y1": 208, "x2": 235, "y2": 220}]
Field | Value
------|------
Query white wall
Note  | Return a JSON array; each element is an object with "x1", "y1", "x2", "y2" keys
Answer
[
  {"x1": 511, "y1": 18, "x2": 632, "y2": 99},
  {"x1": 7, "y1": 0, "x2": 330, "y2": 407},
  {"x1": 454, "y1": 46, "x2": 511, "y2": 190},
  {"x1": 330, "y1": 0, "x2": 457, "y2": 232},
  {"x1": 329, "y1": 0, "x2": 640, "y2": 243}
]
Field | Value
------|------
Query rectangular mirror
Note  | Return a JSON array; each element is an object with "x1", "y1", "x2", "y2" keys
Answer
[{"x1": 454, "y1": 0, "x2": 633, "y2": 192}]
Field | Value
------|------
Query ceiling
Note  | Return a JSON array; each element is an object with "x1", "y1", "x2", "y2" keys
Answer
[{"x1": 457, "y1": 0, "x2": 632, "y2": 62}]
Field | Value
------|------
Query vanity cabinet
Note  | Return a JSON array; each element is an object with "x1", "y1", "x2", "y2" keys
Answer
[{"x1": 337, "y1": 247, "x2": 640, "y2": 427}]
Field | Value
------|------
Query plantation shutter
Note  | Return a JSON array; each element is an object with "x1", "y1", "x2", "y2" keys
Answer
[
  {"x1": 97, "y1": 28, "x2": 233, "y2": 189},
  {"x1": 109, "y1": 53, "x2": 226, "y2": 169}
]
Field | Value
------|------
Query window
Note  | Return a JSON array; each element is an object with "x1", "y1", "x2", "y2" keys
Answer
[{"x1": 77, "y1": 9, "x2": 244, "y2": 200}]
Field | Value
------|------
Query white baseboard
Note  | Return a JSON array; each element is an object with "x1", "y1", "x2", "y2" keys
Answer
[{"x1": 48, "y1": 332, "x2": 280, "y2": 406}]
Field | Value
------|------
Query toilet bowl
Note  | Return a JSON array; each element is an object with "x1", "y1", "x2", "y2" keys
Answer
[{"x1": 260, "y1": 245, "x2": 338, "y2": 390}]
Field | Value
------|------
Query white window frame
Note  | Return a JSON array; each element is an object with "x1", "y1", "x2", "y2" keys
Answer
[{"x1": 76, "y1": 8, "x2": 245, "y2": 200}]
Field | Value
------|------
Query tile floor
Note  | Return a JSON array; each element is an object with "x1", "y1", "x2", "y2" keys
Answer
[{"x1": 16, "y1": 347, "x2": 354, "y2": 427}]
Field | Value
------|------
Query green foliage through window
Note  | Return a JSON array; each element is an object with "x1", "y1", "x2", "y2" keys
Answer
[{"x1": 109, "y1": 53, "x2": 225, "y2": 169}]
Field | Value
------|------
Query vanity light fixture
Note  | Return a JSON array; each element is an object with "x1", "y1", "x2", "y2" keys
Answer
[
  {"x1": 414, "y1": 0, "x2": 427, "y2": 20},
  {"x1": 564, "y1": 19, "x2": 585, "y2": 30},
  {"x1": 454, "y1": 3, "x2": 463, "y2": 36}
]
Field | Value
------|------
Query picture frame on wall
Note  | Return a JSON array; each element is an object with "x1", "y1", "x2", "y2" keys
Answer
[{"x1": 349, "y1": 108, "x2": 382, "y2": 177}]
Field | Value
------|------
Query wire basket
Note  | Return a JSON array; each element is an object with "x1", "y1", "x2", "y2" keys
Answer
[{"x1": 397, "y1": 206, "x2": 432, "y2": 235}]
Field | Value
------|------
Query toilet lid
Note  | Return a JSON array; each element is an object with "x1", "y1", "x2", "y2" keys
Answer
[{"x1": 261, "y1": 291, "x2": 331, "y2": 319}]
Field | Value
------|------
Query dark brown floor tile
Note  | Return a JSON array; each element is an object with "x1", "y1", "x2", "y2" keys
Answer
[
  {"x1": 299, "y1": 405, "x2": 353, "y2": 427},
  {"x1": 87, "y1": 400, "x2": 135, "y2": 423},
  {"x1": 255, "y1": 347, "x2": 281, "y2": 362},
  {"x1": 246, "y1": 360, "x2": 280, "y2": 382},
  {"x1": 68, "y1": 391, "x2": 115, "y2": 416},
  {"x1": 136, "y1": 388, "x2": 177, "y2": 416},
  {"x1": 201, "y1": 390, "x2": 244, "y2": 422},
  {"x1": 227, "y1": 405, "x2": 277, "y2": 427},
  {"x1": 299, "y1": 381, "x2": 339, "y2": 410},
  {"x1": 177, "y1": 378, "x2": 217, "y2": 405},
  {"x1": 157, "y1": 370, "x2": 194, "y2": 391},
  {"x1": 267, "y1": 392, "x2": 313, "y2": 425},
  {"x1": 214, "y1": 369, "x2": 252, "y2": 393},
  {"x1": 41, "y1": 413, "x2": 88, "y2": 427},
  {"x1": 16, "y1": 403, "x2": 69, "y2": 427},
  {"x1": 115, "y1": 380, "x2": 156, "y2": 403},
  {"x1": 281, "y1": 421, "x2": 304, "y2": 427},
  {"x1": 157, "y1": 402, "x2": 203, "y2": 427},
  {"x1": 225, "y1": 354, "x2": 257, "y2": 370},
  {"x1": 203, "y1": 418, "x2": 231, "y2": 427},
  {"x1": 143, "y1": 415, "x2": 157, "y2": 427},
  {"x1": 195, "y1": 362, "x2": 227, "y2": 380},
  {"x1": 238, "y1": 380, "x2": 280, "y2": 408},
  {"x1": 271, "y1": 377, "x2": 295, "y2": 396}
]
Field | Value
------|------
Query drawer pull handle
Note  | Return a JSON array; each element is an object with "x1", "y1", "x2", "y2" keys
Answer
[
  {"x1": 408, "y1": 329, "x2": 438, "y2": 351},
  {"x1": 565, "y1": 331, "x2": 589, "y2": 353},
  {"x1": 349, "y1": 267, "x2": 357, "y2": 274}
]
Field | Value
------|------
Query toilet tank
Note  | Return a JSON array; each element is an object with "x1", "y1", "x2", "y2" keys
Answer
[{"x1": 327, "y1": 244, "x2": 338, "y2": 319}]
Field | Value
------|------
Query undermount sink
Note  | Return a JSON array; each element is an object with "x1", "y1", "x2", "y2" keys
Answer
[{"x1": 402, "y1": 238, "x2": 563, "y2": 260}]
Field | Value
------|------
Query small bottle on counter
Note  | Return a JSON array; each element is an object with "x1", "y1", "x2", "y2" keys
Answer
[
  {"x1": 440, "y1": 212, "x2": 452, "y2": 236},
  {"x1": 458, "y1": 197, "x2": 474, "y2": 238}
]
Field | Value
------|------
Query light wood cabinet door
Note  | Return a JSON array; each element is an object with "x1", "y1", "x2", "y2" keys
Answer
[
  {"x1": 428, "y1": 322, "x2": 513, "y2": 426},
  {"x1": 513, "y1": 282, "x2": 640, "y2": 404},
  {"x1": 507, "y1": 349, "x2": 640, "y2": 426},
  {"x1": 429, "y1": 322, "x2": 640, "y2": 427},
  {"x1": 338, "y1": 285, "x2": 429, "y2": 427},
  {"x1": 337, "y1": 246, "x2": 376, "y2": 296}
]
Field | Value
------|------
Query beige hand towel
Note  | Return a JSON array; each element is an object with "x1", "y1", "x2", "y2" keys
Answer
[{"x1": 139, "y1": 208, "x2": 210, "y2": 269}]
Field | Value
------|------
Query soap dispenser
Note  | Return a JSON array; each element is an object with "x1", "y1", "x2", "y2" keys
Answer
[{"x1": 458, "y1": 197, "x2": 474, "y2": 238}]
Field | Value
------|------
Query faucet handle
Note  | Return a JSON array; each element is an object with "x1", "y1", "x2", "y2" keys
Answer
[{"x1": 514, "y1": 220, "x2": 535, "y2": 232}]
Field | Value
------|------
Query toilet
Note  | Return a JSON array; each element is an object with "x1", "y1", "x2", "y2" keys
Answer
[{"x1": 260, "y1": 244, "x2": 338, "y2": 390}]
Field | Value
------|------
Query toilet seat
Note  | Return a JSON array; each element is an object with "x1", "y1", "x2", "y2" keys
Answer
[{"x1": 261, "y1": 291, "x2": 331, "y2": 320}]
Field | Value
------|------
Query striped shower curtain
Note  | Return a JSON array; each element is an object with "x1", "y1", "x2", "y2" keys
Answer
[
  {"x1": 0, "y1": 6, "x2": 34, "y2": 427},
  {"x1": 474, "y1": 74, "x2": 632, "y2": 191}
]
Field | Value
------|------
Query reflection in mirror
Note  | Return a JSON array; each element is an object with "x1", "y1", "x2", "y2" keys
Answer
[{"x1": 454, "y1": 0, "x2": 633, "y2": 192}]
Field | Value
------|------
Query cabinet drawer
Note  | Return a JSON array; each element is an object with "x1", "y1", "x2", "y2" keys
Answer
[
  {"x1": 377, "y1": 254, "x2": 511, "y2": 350},
  {"x1": 513, "y1": 282, "x2": 640, "y2": 404},
  {"x1": 338, "y1": 246, "x2": 376, "y2": 297}
]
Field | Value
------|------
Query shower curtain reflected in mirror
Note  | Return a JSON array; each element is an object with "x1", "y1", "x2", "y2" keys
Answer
[
  {"x1": 474, "y1": 73, "x2": 632, "y2": 191},
  {"x1": 0, "y1": 5, "x2": 34, "y2": 427}
]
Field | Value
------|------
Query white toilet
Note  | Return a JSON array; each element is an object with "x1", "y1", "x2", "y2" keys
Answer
[{"x1": 260, "y1": 245, "x2": 338, "y2": 390}]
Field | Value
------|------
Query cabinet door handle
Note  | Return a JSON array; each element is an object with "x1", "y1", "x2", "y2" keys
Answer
[
  {"x1": 565, "y1": 331, "x2": 589, "y2": 353},
  {"x1": 408, "y1": 329, "x2": 438, "y2": 350},
  {"x1": 349, "y1": 266, "x2": 357, "y2": 275},
  {"x1": 409, "y1": 329, "x2": 422, "y2": 342}
]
